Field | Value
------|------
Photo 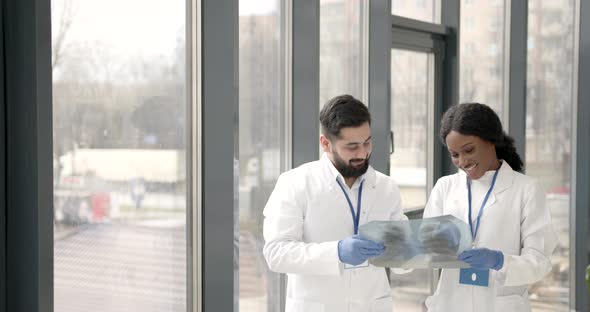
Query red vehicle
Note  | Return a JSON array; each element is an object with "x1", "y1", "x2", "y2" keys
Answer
[{"x1": 54, "y1": 175, "x2": 111, "y2": 224}]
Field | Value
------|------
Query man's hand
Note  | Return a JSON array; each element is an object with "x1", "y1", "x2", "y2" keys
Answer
[{"x1": 338, "y1": 235, "x2": 385, "y2": 266}]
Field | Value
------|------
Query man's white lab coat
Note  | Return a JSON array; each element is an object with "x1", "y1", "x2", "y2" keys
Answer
[
  {"x1": 263, "y1": 154, "x2": 406, "y2": 312},
  {"x1": 423, "y1": 161, "x2": 557, "y2": 312}
]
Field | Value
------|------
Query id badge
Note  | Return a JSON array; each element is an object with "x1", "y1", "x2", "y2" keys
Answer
[
  {"x1": 344, "y1": 260, "x2": 369, "y2": 269},
  {"x1": 459, "y1": 268, "x2": 489, "y2": 287}
]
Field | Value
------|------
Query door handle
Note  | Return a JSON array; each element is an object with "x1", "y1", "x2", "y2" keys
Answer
[{"x1": 390, "y1": 130, "x2": 394, "y2": 155}]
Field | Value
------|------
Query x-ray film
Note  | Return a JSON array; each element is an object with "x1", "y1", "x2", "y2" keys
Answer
[{"x1": 358, "y1": 215, "x2": 472, "y2": 268}]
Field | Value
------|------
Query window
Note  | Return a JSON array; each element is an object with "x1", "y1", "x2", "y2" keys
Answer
[
  {"x1": 463, "y1": 42, "x2": 475, "y2": 56},
  {"x1": 526, "y1": 1, "x2": 576, "y2": 310},
  {"x1": 488, "y1": 43, "x2": 499, "y2": 56},
  {"x1": 320, "y1": 0, "x2": 367, "y2": 107},
  {"x1": 52, "y1": 0, "x2": 189, "y2": 311},
  {"x1": 238, "y1": 0, "x2": 287, "y2": 311},
  {"x1": 392, "y1": 0, "x2": 439, "y2": 23},
  {"x1": 460, "y1": 0, "x2": 507, "y2": 122},
  {"x1": 390, "y1": 50, "x2": 433, "y2": 211},
  {"x1": 488, "y1": 17, "x2": 500, "y2": 31},
  {"x1": 389, "y1": 48, "x2": 435, "y2": 311},
  {"x1": 465, "y1": 16, "x2": 475, "y2": 31}
]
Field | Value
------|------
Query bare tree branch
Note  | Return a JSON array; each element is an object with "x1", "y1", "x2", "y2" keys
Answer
[{"x1": 52, "y1": 0, "x2": 77, "y2": 71}]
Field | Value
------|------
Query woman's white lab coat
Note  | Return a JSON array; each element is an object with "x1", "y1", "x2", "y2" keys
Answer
[
  {"x1": 423, "y1": 161, "x2": 557, "y2": 312},
  {"x1": 263, "y1": 154, "x2": 407, "y2": 312}
]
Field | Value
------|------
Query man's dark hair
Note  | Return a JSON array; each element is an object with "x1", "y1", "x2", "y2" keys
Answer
[
  {"x1": 320, "y1": 94, "x2": 371, "y2": 140},
  {"x1": 440, "y1": 102, "x2": 523, "y2": 172}
]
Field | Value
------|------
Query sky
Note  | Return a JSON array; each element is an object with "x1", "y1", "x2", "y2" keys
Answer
[
  {"x1": 52, "y1": 0, "x2": 185, "y2": 81},
  {"x1": 51, "y1": 0, "x2": 281, "y2": 82},
  {"x1": 239, "y1": 0, "x2": 278, "y2": 16}
]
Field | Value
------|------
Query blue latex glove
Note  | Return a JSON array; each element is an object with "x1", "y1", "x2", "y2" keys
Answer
[
  {"x1": 458, "y1": 248, "x2": 504, "y2": 270},
  {"x1": 419, "y1": 221, "x2": 461, "y2": 255},
  {"x1": 338, "y1": 235, "x2": 385, "y2": 266}
]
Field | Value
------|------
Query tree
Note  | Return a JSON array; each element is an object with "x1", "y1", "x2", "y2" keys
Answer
[
  {"x1": 52, "y1": 0, "x2": 77, "y2": 72},
  {"x1": 130, "y1": 95, "x2": 185, "y2": 149}
]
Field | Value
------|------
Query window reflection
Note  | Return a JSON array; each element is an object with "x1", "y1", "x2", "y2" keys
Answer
[
  {"x1": 390, "y1": 50, "x2": 430, "y2": 211},
  {"x1": 238, "y1": 1, "x2": 285, "y2": 311},
  {"x1": 526, "y1": 1, "x2": 575, "y2": 310},
  {"x1": 391, "y1": 0, "x2": 439, "y2": 23},
  {"x1": 320, "y1": 0, "x2": 367, "y2": 106},
  {"x1": 52, "y1": 0, "x2": 188, "y2": 311},
  {"x1": 389, "y1": 49, "x2": 432, "y2": 311},
  {"x1": 460, "y1": 0, "x2": 506, "y2": 122}
]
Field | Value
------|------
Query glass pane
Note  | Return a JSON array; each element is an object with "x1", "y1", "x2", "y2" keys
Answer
[
  {"x1": 52, "y1": 0, "x2": 188, "y2": 311},
  {"x1": 391, "y1": 0, "x2": 439, "y2": 23},
  {"x1": 239, "y1": 1, "x2": 285, "y2": 311},
  {"x1": 389, "y1": 49, "x2": 433, "y2": 311},
  {"x1": 526, "y1": 1, "x2": 575, "y2": 310},
  {"x1": 390, "y1": 49, "x2": 431, "y2": 211},
  {"x1": 320, "y1": 0, "x2": 367, "y2": 106},
  {"x1": 460, "y1": 0, "x2": 507, "y2": 122}
]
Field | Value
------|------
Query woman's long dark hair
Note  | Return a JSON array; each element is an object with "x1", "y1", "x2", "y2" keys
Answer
[{"x1": 440, "y1": 103, "x2": 523, "y2": 172}]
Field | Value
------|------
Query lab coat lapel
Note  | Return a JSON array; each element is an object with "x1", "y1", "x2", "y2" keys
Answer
[
  {"x1": 492, "y1": 160, "x2": 514, "y2": 195},
  {"x1": 469, "y1": 162, "x2": 515, "y2": 226},
  {"x1": 485, "y1": 161, "x2": 515, "y2": 209},
  {"x1": 360, "y1": 167, "x2": 376, "y2": 222},
  {"x1": 450, "y1": 178, "x2": 469, "y2": 223}
]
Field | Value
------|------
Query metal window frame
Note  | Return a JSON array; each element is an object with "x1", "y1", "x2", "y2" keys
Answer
[
  {"x1": 287, "y1": 2, "x2": 319, "y2": 310},
  {"x1": 0, "y1": 2, "x2": 6, "y2": 310},
  {"x1": 273, "y1": 1, "x2": 295, "y2": 311},
  {"x1": 360, "y1": 0, "x2": 370, "y2": 104},
  {"x1": 440, "y1": 0, "x2": 460, "y2": 177},
  {"x1": 386, "y1": 2, "x2": 457, "y2": 296},
  {"x1": 573, "y1": 0, "x2": 589, "y2": 310},
  {"x1": 385, "y1": 0, "x2": 460, "y2": 295},
  {"x1": 200, "y1": 0, "x2": 237, "y2": 311},
  {"x1": 388, "y1": 13, "x2": 449, "y2": 206},
  {"x1": 282, "y1": 0, "x2": 294, "y2": 175},
  {"x1": 369, "y1": 0, "x2": 393, "y2": 174},
  {"x1": 373, "y1": 3, "x2": 450, "y2": 177},
  {"x1": 506, "y1": 1, "x2": 527, "y2": 167},
  {"x1": 3, "y1": 1, "x2": 54, "y2": 312},
  {"x1": 188, "y1": 0, "x2": 202, "y2": 311},
  {"x1": 292, "y1": 0, "x2": 320, "y2": 168}
]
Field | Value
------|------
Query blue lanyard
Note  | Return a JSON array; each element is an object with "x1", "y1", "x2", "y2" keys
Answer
[
  {"x1": 336, "y1": 179, "x2": 364, "y2": 234},
  {"x1": 467, "y1": 170, "x2": 499, "y2": 241}
]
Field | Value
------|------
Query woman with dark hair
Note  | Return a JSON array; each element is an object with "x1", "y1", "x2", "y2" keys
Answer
[{"x1": 422, "y1": 103, "x2": 556, "y2": 311}]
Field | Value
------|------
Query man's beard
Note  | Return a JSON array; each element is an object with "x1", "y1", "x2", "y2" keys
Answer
[{"x1": 332, "y1": 151, "x2": 370, "y2": 178}]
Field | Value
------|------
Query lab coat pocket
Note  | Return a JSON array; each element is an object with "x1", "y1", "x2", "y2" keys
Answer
[
  {"x1": 285, "y1": 298, "x2": 325, "y2": 312},
  {"x1": 371, "y1": 296, "x2": 393, "y2": 312},
  {"x1": 494, "y1": 294, "x2": 529, "y2": 312}
]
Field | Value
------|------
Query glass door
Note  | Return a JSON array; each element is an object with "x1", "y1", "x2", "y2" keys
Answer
[
  {"x1": 388, "y1": 48, "x2": 436, "y2": 311},
  {"x1": 389, "y1": 49, "x2": 434, "y2": 212}
]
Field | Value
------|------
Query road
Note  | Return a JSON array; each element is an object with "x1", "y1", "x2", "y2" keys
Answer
[{"x1": 55, "y1": 223, "x2": 186, "y2": 312}]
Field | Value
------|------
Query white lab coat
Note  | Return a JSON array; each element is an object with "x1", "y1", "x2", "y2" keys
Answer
[
  {"x1": 423, "y1": 161, "x2": 557, "y2": 312},
  {"x1": 263, "y1": 154, "x2": 407, "y2": 312}
]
